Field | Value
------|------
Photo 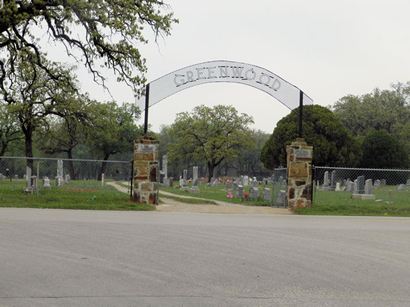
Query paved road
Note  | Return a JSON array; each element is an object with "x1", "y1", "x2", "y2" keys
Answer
[{"x1": 1, "y1": 209, "x2": 410, "y2": 306}]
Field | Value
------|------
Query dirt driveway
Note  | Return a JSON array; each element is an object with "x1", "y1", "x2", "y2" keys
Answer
[{"x1": 107, "y1": 182, "x2": 291, "y2": 215}]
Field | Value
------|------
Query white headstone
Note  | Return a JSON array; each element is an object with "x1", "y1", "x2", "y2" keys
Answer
[
  {"x1": 57, "y1": 159, "x2": 64, "y2": 178},
  {"x1": 162, "y1": 155, "x2": 168, "y2": 179},
  {"x1": 43, "y1": 177, "x2": 51, "y2": 188},
  {"x1": 364, "y1": 179, "x2": 373, "y2": 195},
  {"x1": 323, "y1": 171, "x2": 330, "y2": 187},
  {"x1": 243, "y1": 176, "x2": 249, "y2": 186}
]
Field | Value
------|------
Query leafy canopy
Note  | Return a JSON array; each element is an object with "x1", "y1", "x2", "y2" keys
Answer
[
  {"x1": 168, "y1": 105, "x2": 254, "y2": 181},
  {"x1": 0, "y1": 0, "x2": 177, "y2": 93},
  {"x1": 261, "y1": 105, "x2": 359, "y2": 169},
  {"x1": 360, "y1": 130, "x2": 409, "y2": 168}
]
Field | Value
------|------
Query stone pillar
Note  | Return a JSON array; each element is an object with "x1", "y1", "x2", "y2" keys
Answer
[
  {"x1": 286, "y1": 138, "x2": 313, "y2": 211},
  {"x1": 133, "y1": 137, "x2": 159, "y2": 204}
]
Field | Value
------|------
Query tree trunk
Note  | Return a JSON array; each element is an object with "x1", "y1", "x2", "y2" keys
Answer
[
  {"x1": 98, "y1": 154, "x2": 110, "y2": 180},
  {"x1": 24, "y1": 129, "x2": 34, "y2": 171},
  {"x1": 207, "y1": 161, "x2": 214, "y2": 183},
  {"x1": 67, "y1": 149, "x2": 76, "y2": 180}
]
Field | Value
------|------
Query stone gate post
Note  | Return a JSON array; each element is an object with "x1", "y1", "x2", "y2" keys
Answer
[
  {"x1": 286, "y1": 138, "x2": 313, "y2": 211},
  {"x1": 132, "y1": 136, "x2": 159, "y2": 204}
]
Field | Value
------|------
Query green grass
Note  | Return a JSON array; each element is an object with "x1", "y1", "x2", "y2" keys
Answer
[
  {"x1": 296, "y1": 186, "x2": 410, "y2": 216},
  {"x1": 0, "y1": 180, "x2": 155, "y2": 211},
  {"x1": 161, "y1": 193, "x2": 218, "y2": 205},
  {"x1": 160, "y1": 184, "x2": 272, "y2": 206}
]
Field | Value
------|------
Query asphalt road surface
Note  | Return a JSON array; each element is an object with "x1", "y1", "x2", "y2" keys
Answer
[{"x1": 1, "y1": 208, "x2": 410, "y2": 306}]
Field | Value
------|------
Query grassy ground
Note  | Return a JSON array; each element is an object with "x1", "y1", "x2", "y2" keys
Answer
[
  {"x1": 160, "y1": 184, "x2": 273, "y2": 206},
  {"x1": 0, "y1": 180, "x2": 155, "y2": 211},
  {"x1": 297, "y1": 186, "x2": 410, "y2": 216}
]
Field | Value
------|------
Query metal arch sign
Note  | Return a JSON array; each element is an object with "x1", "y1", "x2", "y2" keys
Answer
[
  {"x1": 141, "y1": 60, "x2": 313, "y2": 136},
  {"x1": 143, "y1": 60, "x2": 313, "y2": 110}
]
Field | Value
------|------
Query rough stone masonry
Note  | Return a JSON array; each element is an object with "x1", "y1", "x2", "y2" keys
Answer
[
  {"x1": 133, "y1": 137, "x2": 159, "y2": 204},
  {"x1": 286, "y1": 138, "x2": 313, "y2": 211}
]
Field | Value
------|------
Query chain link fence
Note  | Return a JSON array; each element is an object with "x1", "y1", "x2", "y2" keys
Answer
[
  {"x1": 313, "y1": 166, "x2": 410, "y2": 206},
  {"x1": 271, "y1": 167, "x2": 287, "y2": 207},
  {"x1": 0, "y1": 156, "x2": 132, "y2": 192}
]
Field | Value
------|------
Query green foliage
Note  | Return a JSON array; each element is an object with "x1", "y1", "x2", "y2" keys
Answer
[
  {"x1": 231, "y1": 130, "x2": 271, "y2": 177},
  {"x1": 0, "y1": 103, "x2": 21, "y2": 156},
  {"x1": 85, "y1": 101, "x2": 142, "y2": 178},
  {"x1": 168, "y1": 105, "x2": 254, "y2": 181},
  {"x1": 261, "y1": 105, "x2": 359, "y2": 169},
  {"x1": 333, "y1": 82, "x2": 410, "y2": 136},
  {"x1": 360, "y1": 130, "x2": 409, "y2": 168},
  {"x1": 333, "y1": 82, "x2": 410, "y2": 166},
  {"x1": 0, "y1": 0, "x2": 177, "y2": 94},
  {"x1": 0, "y1": 50, "x2": 82, "y2": 168}
]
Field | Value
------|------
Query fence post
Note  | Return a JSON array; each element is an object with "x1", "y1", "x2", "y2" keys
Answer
[
  {"x1": 130, "y1": 160, "x2": 134, "y2": 199},
  {"x1": 311, "y1": 165, "x2": 315, "y2": 205}
]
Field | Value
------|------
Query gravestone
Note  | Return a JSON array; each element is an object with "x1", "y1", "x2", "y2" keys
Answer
[
  {"x1": 251, "y1": 179, "x2": 258, "y2": 188},
  {"x1": 353, "y1": 178, "x2": 375, "y2": 200},
  {"x1": 179, "y1": 176, "x2": 185, "y2": 187},
  {"x1": 374, "y1": 179, "x2": 381, "y2": 188},
  {"x1": 397, "y1": 184, "x2": 405, "y2": 191},
  {"x1": 192, "y1": 166, "x2": 199, "y2": 186},
  {"x1": 353, "y1": 179, "x2": 359, "y2": 194},
  {"x1": 346, "y1": 180, "x2": 354, "y2": 193},
  {"x1": 65, "y1": 174, "x2": 70, "y2": 184},
  {"x1": 263, "y1": 188, "x2": 272, "y2": 202},
  {"x1": 57, "y1": 159, "x2": 64, "y2": 179},
  {"x1": 381, "y1": 179, "x2": 387, "y2": 186},
  {"x1": 237, "y1": 185, "x2": 244, "y2": 199},
  {"x1": 406, "y1": 179, "x2": 410, "y2": 186},
  {"x1": 56, "y1": 176, "x2": 62, "y2": 187},
  {"x1": 357, "y1": 176, "x2": 365, "y2": 194},
  {"x1": 162, "y1": 155, "x2": 168, "y2": 180},
  {"x1": 323, "y1": 171, "x2": 330, "y2": 189},
  {"x1": 275, "y1": 190, "x2": 287, "y2": 207},
  {"x1": 250, "y1": 187, "x2": 259, "y2": 200},
  {"x1": 330, "y1": 170, "x2": 336, "y2": 190},
  {"x1": 43, "y1": 177, "x2": 51, "y2": 188},
  {"x1": 335, "y1": 182, "x2": 342, "y2": 192},
  {"x1": 183, "y1": 169, "x2": 188, "y2": 181},
  {"x1": 0, "y1": 173, "x2": 5, "y2": 180},
  {"x1": 364, "y1": 179, "x2": 373, "y2": 195},
  {"x1": 243, "y1": 175, "x2": 249, "y2": 186}
]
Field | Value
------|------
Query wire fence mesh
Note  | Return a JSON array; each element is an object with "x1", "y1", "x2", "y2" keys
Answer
[
  {"x1": 271, "y1": 167, "x2": 287, "y2": 207},
  {"x1": 313, "y1": 166, "x2": 410, "y2": 206},
  {"x1": 0, "y1": 156, "x2": 132, "y2": 192}
]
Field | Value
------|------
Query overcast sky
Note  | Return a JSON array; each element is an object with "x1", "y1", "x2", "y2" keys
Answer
[{"x1": 78, "y1": 0, "x2": 410, "y2": 133}]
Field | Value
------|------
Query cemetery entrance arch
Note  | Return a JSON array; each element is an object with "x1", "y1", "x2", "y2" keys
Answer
[
  {"x1": 140, "y1": 60, "x2": 313, "y2": 135},
  {"x1": 134, "y1": 60, "x2": 314, "y2": 208}
]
